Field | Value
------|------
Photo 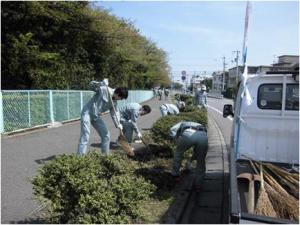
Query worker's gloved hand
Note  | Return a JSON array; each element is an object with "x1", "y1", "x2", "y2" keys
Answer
[
  {"x1": 137, "y1": 132, "x2": 142, "y2": 139},
  {"x1": 118, "y1": 124, "x2": 123, "y2": 131}
]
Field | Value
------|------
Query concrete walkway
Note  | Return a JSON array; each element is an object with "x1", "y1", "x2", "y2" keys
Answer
[{"x1": 1, "y1": 96, "x2": 171, "y2": 224}]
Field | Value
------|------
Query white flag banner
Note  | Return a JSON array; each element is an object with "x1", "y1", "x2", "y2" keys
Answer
[
  {"x1": 241, "y1": 64, "x2": 253, "y2": 105},
  {"x1": 240, "y1": 1, "x2": 253, "y2": 106}
]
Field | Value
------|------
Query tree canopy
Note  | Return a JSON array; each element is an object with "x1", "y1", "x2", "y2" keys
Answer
[{"x1": 1, "y1": 1, "x2": 171, "y2": 90}]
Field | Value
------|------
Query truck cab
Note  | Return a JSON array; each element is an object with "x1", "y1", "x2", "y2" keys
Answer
[{"x1": 223, "y1": 71, "x2": 299, "y2": 223}]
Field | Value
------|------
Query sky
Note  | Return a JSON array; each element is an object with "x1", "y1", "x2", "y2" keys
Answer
[{"x1": 97, "y1": 0, "x2": 299, "y2": 80}]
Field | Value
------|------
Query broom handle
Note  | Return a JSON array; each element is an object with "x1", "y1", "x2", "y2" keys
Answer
[
  {"x1": 106, "y1": 86, "x2": 124, "y2": 136},
  {"x1": 260, "y1": 164, "x2": 264, "y2": 189},
  {"x1": 243, "y1": 154, "x2": 299, "y2": 182},
  {"x1": 254, "y1": 161, "x2": 290, "y2": 197},
  {"x1": 244, "y1": 155, "x2": 299, "y2": 195}
]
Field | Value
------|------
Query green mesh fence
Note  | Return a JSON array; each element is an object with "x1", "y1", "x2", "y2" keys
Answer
[{"x1": 0, "y1": 90, "x2": 153, "y2": 133}]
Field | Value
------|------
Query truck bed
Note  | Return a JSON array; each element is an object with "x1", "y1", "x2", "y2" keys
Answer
[{"x1": 232, "y1": 159, "x2": 299, "y2": 224}]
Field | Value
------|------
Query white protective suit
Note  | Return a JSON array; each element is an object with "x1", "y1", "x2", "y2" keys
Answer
[{"x1": 77, "y1": 81, "x2": 119, "y2": 155}]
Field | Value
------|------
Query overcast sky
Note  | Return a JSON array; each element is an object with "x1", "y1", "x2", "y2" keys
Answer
[{"x1": 97, "y1": 0, "x2": 299, "y2": 79}]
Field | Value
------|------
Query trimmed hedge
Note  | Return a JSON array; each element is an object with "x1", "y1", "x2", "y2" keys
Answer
[
  {"x1": 151, "y1": 107, "x2": 207, "y2": 151},
  {"x1": 32, "y1": 152, "x2": 156, "y2": 224}
]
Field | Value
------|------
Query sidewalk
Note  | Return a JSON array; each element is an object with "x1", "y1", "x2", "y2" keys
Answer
[{"x1": 164, "y1": 114, "x2": 230, "y2": 224}]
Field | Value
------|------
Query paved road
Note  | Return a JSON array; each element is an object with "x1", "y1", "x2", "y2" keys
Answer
[
  {"x1": 1, "y1": 96, "x2": 171, "y2": 224},
  {"x1": 207, "y1": 97, "x2": 234, "y2": 150}
]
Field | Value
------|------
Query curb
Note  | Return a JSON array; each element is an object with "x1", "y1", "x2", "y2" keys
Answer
[
  {"x1": 208, "y1": 114, "x2": 230, "y2": 223},
  {"x1": 162, "y1": 173, "x2": 195, "y2": 223}
]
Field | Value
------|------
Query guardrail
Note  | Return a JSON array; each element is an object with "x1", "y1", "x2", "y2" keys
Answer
[
  {"x1": 207, "y1": 92, "x2": 223, "y2": 99},
  {"x1": 0, "y1": 90, "x2": 153, "y2": 134}
]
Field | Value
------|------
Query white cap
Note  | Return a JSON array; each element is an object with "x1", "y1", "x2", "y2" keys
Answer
[
  {"x1": 201, "y1": 85, "x2": 207, "y2": 91},
  {"x1": 103, "y1": 78, "x2": 109, "y2": 86}
]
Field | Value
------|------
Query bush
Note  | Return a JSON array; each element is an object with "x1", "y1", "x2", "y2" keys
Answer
[
  {"x1": 151, "y1": 107, "x2": 207, "y2": 151},
  {"x1": 32, "y1": 151, "x2": 156, "y2": 224},
  {"x1": 174, "y1": 93, "x2": 193, "y2": 104}
]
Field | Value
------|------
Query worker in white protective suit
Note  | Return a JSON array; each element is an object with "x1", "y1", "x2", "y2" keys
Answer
[
  {"x1": 77, "y1": 80, "x2": 128, "y2": 155},
  {"x1": 159, "y1": 103, "x2": 180, "y2": 117},
  {"x1": 118, "y1": 103, "x2": 151, "y2": 149},
  {"x1": 196, "y1": 85, "x2": 208, "y2": 108},
  {"x1": 169, "y1": 121, "x2": 208, "y2": 191}
]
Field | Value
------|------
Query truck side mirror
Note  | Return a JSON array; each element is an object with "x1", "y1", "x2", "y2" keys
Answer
[{"x1": 223, "y1": 104, "x2": 234, "y2": 118}]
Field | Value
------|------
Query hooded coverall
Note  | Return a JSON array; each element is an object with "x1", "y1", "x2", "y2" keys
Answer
[
  {"x1": 169, "y1": 121, "x2": 208, "y2": 187},
  {"x1": 158, "y1": 89, "x2": 163, "y2": 100},
  {"x1": 77, "y1": 81, "x2": 119, "y2": 155},
  {"x1": 197, "y1": 90, "x2": 208, "y2": 107},
  {"x1": 118, "y1": 103, "x2": 142, "y2": 143},
  {"x1": 160, "y1": 103, "x2": 179, "y2": 117}
]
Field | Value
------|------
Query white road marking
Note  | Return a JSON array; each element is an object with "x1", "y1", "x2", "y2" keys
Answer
[{"x1": 207, "y1": 105, "x2": 233, "y2": 121}]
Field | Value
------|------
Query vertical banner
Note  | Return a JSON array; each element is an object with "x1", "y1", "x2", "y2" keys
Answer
[
  {"x1": 241, "y1": 1, "x2": 252, "y2": 106},
  {"x1": 236, "y1": 1, "x2": 252, "y2": 158}
]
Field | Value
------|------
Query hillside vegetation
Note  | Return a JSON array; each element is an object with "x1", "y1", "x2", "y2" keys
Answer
[{"x1": 2, "y1": 1, "x2": 171, "y2": 90}]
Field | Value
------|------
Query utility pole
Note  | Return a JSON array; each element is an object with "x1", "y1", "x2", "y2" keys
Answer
[
  {"x1": 222, "y1": 56, "x2": 227, "y2": 92},
  {"x1": 233, "y1": 50, "x2": 240, "y2": 86}
]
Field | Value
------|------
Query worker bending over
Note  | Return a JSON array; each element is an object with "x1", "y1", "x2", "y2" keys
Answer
[
  {"x1": 118, "y1": 103, "x2": 151, "y2": 149},
  {"x1": 77, "y1": 80, "x2": 128, "y2": 155},
  {"x1": 169, "y1": 121, "x2": 208, "y2": 191},
  {"x1": 159, "y1": 103, "x2": 180, "y2": 117}
]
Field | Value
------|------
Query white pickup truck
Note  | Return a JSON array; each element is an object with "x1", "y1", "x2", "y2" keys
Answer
[{"x1": 223, "y1": 71, "x2": 299, "y2": 223}]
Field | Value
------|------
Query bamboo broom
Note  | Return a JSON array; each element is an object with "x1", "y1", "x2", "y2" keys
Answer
[
  {"x1": 253, "y1": 162, "x2": 299, "y2": 221},
  {"x1": 107, "y1": 86, "x2": 134, "y2": 156},
  {"x1": 254, "y1": 164, "x2": 277, "y2": 217},
  {"x1": 117, "y1": 131, "x2": 135, "y2": 156},
  {"x1": 265, "y1": 163, "x2": 299, "y2": 185},
  {"x1": 264, "y1": 163, "x2": 299, "y2": 198}
]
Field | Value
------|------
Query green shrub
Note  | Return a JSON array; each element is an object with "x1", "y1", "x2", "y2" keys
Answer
[
  {"x1": 151, "y1": 107, "x2": 207, "y2": 150},
  {"x1": 174, "y1": 93, "x2": 193, "y2": 104},
  {"x1": 32, "y1": 151, "x2": 156, "y2": 224}
]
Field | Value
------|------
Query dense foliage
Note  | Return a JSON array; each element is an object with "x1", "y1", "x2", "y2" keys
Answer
[
  {"x1": 32, "y1": 152, "x2": 156, "y2": 224},
  {"x1": 2, "y1": 1, "x2": 171, "y2": 90},
  {"x1": 151, "y1": 108, "x2": 207, "y2": 150}
]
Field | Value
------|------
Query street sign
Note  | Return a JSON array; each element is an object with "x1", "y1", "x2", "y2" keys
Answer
[{"x1": 181, "y1": 70, "x2": 187, "y2": 81}]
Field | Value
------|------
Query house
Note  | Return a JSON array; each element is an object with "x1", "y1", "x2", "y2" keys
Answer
[
  {"x1": 227, "y1": 66, "x2": 257, "y2": 88},
  {"x1": 272, "y1": 55, "x2": 299, "y2": 71},
  {"x1": 211, "y1": 71, "x2": 224, "y2": 91},
  {"x1": 190, "y1": 74, "x2": 206, "y2": 92}
]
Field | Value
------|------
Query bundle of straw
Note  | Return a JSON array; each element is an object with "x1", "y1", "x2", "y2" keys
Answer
[
  {"x1": 118, "y1": 132, "x2": 135, "y2": 156},
  {"x1": 254, "y1": 164, "x2": 277, "y2": 217}
]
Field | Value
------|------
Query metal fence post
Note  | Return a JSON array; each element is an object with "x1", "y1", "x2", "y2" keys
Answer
[
  {"x1": 0, "y1": 92, "x2": 4, "y2": 133},
  {"x1": 28, "y1": 91, "x2": 31, "y2": 127},
  {"x1": 80, "y1": 91, "x2": 83, "y2": 110},
  {"x1": 49, "y1": 90, "x2": 54, "y2": 123},
  {"x1": 67, "y1": 92, "x2": 70, "y2": 120}
]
